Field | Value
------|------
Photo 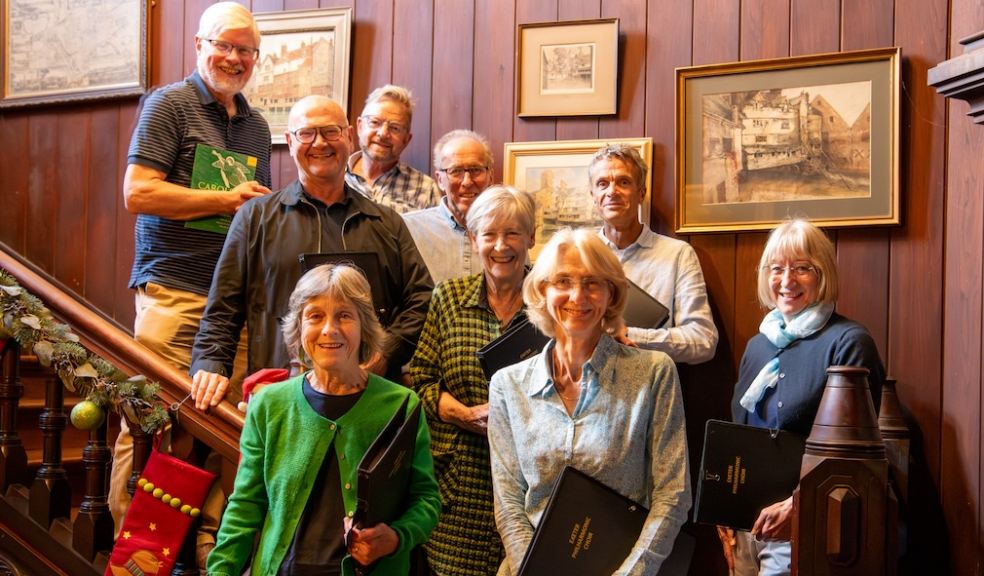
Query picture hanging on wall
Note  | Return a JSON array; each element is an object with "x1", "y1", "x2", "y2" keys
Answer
[
  {"x1": 516, "y1": 18, "x2": 619, "y2": 117},
  {"x1": 675, "y1": 47, "x2": 900, "y2": 233},
  {"x1": 1, "y1": 0, "x2": 149, "y2": 109},
  {"x1": 243, "y1": 8, "x2": 352, "y2": 145}
]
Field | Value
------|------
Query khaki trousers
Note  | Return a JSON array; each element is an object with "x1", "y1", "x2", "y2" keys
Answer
[{"x1": 109, "y1": 282, "x2": 247, "y2": 548}]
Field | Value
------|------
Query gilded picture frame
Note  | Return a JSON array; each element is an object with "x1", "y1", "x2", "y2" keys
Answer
[
  {"x1": 503, "y1": 137, "x2": 653, "y2": 259},
  {"x1": 516, "y1": 18, "x2": 619, "y2": 117},
  {"x1": 675, "y1": 47, "x2": 900, "y2": 233},
  {"x1": 243, "y1": 8, "x2": 352, "y2": 145},
  {"x1": 1, "y1": 0, "x2": 149, "y2": 109}
]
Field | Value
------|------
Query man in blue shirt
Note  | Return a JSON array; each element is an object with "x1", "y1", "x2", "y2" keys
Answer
[{"x1": 112, "y1": 1, "x2": 272, "y2": 566}]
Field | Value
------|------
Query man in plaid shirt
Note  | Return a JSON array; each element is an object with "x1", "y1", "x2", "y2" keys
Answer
[{"x1": 346, "y1": 84, "x2": 441, "y2": 213}]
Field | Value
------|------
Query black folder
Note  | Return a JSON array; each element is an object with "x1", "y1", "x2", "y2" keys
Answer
[
  {"x1": 624, "y1": 280, "x2": 670, "y2": 329},
  {"x1": 518, "y1": 466, "x2": 647, "y2": 576},
  {"x1": 694, "y1": 420, "x2": 806, "y2": 530},
  {"x1": 352, "y1": 395, "x2": 421, "y2": 529},
  {"x1": 298, "y1": 252, "x2": 387, "y2": 318},
  {"x1": 475, "y1": 317, "x2": 549, "y2": 381}
]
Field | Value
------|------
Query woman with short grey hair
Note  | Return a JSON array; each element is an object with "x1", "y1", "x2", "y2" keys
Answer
[
  {"x1": 410, "y1": 186, "x2": 536, "y2": 575},
  {"x1": 209, "y1": 264, "x2": 440, "y2": 576}
]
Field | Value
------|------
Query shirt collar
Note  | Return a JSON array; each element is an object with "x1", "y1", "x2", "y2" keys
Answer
[
  {"x1": 526, "y1": 334, "x2": 618, "y2": 398},
  {"x1": 598, "y1": 223, "x2": 657, "y2": 252},
  {"x1": 188, "y1": 70, "x2": 252, "y2": 118},
  {"x1": 440, "y1": 196, "x2": 468, "y2": 232},
  {"x1": 345, "y1": 150, "x2": 404, "y2": 182}
]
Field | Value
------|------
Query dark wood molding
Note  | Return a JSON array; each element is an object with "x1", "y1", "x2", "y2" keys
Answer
[
  {"x1": 0, "y1": 247, "x2": 243, "y2": 461},
  {"x1": 929, "y1": 30, "x2": 984, "y2": 124}
]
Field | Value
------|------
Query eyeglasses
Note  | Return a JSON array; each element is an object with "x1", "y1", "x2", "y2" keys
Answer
[
  {"x1": 766, "y1": 263, "x2": 817, "y2": 278},
  {"x1": 360, "y1": 115, "x2": 408, "y2": 136},
  {"x1": 291, "y1": 125, "x2": 346, "y2": 144},
  {"x1": 546, "y1": 276, "x2": 609, "y2": 294},
  {"x1": 439, "y1": 166, "x2": 489, "y2": 181},
  {"x1": 204, "y1": 38, "x2": 259, "y2": 61}
]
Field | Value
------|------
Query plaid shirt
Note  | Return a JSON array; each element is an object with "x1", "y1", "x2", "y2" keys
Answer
[
  {"x1": 410, "y1": 273, "x2": 522, "y2": 575},
  {"x1": 345, "y1": 151, "x2": 441, "y2": 214}
]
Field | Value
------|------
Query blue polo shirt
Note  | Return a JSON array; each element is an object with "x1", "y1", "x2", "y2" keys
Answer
[{"x1": 127, "y1": 71, "x2": 272, "y2": 295}]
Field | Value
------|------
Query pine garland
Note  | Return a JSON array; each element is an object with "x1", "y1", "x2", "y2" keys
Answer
[{"x1": 0, "y1": 268, "x2": 169, "y2": 433}]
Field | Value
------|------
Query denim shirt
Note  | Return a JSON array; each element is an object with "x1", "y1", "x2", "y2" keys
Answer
[{"x1": 488, "y1": 334, "x2": 692, "y2": 576}]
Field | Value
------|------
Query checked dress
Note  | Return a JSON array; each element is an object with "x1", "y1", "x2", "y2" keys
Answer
[{"x1": 410, "y1": 273, "x2": 518, "y2": 575}]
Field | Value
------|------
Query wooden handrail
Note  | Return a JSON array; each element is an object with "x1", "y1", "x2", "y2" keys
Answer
[{"x1": 0, "y1": 247, "x2": 243, "y2": 461}]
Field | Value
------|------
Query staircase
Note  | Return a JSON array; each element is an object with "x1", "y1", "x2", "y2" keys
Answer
[{"x1": 0, "y1": 249, "x2": 245, "y2": 575}]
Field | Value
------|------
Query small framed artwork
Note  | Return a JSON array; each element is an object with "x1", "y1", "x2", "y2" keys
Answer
[
  {"x1": 243, "y1": 8, "x2": 352, "y2": 145},
  {"x1": 1, "y1": 0, "x2": 149, "y2": 109},
  {"x1": 503, "y1": 137, "x2": 653, "y2": 259},
  {"x1": 675, "y1": 47, "x2": 900, "y2": 233},
  {"x1": 516, "y1": 18, "x2": 619, "y2": 117}
]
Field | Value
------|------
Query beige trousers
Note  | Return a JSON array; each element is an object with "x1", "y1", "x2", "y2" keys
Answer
[{"x1": 109, "y1": 282, "x2": 247, "y2": 547}]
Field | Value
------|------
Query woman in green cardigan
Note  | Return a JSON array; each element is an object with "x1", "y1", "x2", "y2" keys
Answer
[{"x1": 207, "y1": 264, "x2": 441, "y2": 576}]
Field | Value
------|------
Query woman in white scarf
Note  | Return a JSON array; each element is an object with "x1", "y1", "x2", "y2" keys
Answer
[{"x1": 719, "y1": 219, "x2": 885, "y2": 576}]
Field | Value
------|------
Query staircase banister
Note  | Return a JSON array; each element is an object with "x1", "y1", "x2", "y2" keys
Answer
[{"x1": 0, "y1": 247, "x2": 244, "y2": 461}]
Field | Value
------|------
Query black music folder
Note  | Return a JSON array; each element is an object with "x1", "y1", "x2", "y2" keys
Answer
[
  {"x1": 475, "y1": 317, "x2": 549, "y2": 381},
  {"x1": 517, "y1": 467, "x2": 647, "y2": 576},
  {"x1": 352, "y1": 395, "x2": 421, "y2": 529},
  {"x1": 298, "y1": 252, "x2": 387, "y2": 317},
  {"x1": 624, "y1": 280, "x2": 670, "y2": 329},
  {"x1": 694, "y1": 420, "x2": 806, "y2": 530}
]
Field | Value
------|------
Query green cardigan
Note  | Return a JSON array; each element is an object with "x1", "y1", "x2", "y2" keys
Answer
[{"x1": 207, "y1": 373, "x2": 441, "y2": 575}]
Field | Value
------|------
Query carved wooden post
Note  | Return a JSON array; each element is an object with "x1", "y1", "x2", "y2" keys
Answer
[
  {"x1": 29, "y1": 374, "x2": 71, "y2": 528},
  {"x1": 878, "y1": 378, "x2": 910, "y2": 505},
  {"x1": 73, "y1": 412, "x2": 114, "y2": 560},
  {"x1": 0, "y1": 340, "x2": 28, "y2": 490},
  {"x1": 128, "y1": 418, "x2": 153, "y2": 501}
]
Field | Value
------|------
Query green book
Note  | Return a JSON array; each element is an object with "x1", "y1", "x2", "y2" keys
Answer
[{"x1": 184, "y1": 143, "x2": 258, "y2": 234}]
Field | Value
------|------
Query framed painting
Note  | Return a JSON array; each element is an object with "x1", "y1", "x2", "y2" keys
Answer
[
  {"x1": 517, "y1": 18, "x2": 618, "y2": 117},
  {"x1": 243, "y1": 8, "x2": 352, "y2": 145},
  {"x1": 1, "y1": 0, "x2": 149, "y2": 109},
  {"x1": 503, "y1": 137, "x2": 653, "y2": 259},
  {"x1": 675, "y1": 47, "x2": 900, "y2": 233}
]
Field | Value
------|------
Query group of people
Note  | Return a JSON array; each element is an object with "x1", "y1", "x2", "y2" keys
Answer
[{"x1": 111, "y1": 3, "x2": 886, "y2": 576}]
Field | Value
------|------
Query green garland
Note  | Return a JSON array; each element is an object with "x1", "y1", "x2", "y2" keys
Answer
[{"x1": 0, "y1": 268, "x2": 169, "y2": 433}]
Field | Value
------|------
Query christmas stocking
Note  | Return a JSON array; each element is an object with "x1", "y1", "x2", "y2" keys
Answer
[{"x1": 106, "y1": 449, "x2": 216, "y2": 575}]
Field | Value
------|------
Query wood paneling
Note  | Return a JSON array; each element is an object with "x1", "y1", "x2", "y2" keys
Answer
[{"x1": 1, "y1": 1, "x2": 981, "y2": 573}]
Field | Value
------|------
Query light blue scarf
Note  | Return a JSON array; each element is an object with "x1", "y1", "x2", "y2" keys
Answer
[{"x1": 739, "y1": 302, "x2": 834, "y2": 412}]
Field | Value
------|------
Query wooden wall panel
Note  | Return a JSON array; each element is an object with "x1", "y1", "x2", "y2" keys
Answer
[
  {"x1": 393, "y1": 0, "x2": 435, "y2": 175},
  {"x1": 473, "y1": 0, "x2": 516, "y2": 182},
  {"x1": 790, "y1": 0, "x2": 840, "y2": 55},
  {"x1": 645, "y1": 0, "x2": 691, "y2": 235},
  {"x1": 513, "y1": 0, "x2": 558, "y2": 143},
  {"x1": 942, "y1": 3, "x2": 984, "y2": 573},
  {"x1": 891, "y1": 0, "x2": 948, "y2": 572},
  {"x1": 431, "y1": 0, "x2": 476, "y2": 142},
  {"x1": 85, "y1": 107, "x2": 122, "y2": 316},
  {"x1": 0, "y1": 114, "x2": 28, "y2": 253},
  {"x1": 154, "y1": 0, "x2": 186, "y2": 85},
  {"x1": 351, "y1": 0, "x2": 393, "y2": 116},
  {"x1": 26, "y1": 114, "x2": 59, "y2": 273},
  {"x1": 599, "y1": 0, "x2": 646, "y2": 139},
  {"x1": 54, "y1": 111, "x2": 89, "y2": 294},
  {"x1": 740, "y1": 0, "x2": 790, "y2": 60},
  {"x1": 115, "y1": 102, "x2": 138, "y2": 328}
]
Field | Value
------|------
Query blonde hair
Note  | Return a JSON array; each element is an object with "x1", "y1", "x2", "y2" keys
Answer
[
  {"x1": 363, "y1": 84, "x2": 414, "y2": 123},
  {"x1": 466, "y1": 185, "x2": 536, "y2": 238},
  {"x1": 757, "y1": 219, "x2": 839, "y2": 308},
  {"x1": 523, "y1": 228, "x2": 628, "y2": 338},
  {"x1": 196, "y1": 2, "x2": 260, "y2": 47},
  {"x1": 281, "y1": 264, "x2": 387, "y2": 365}
]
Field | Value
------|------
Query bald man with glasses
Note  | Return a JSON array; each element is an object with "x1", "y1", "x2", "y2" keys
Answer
[
  {"x1": 190, "y1": 95, "x2": 433, "y2": 406},
  {"x1": 403, "y1": 129, "x2": 495, "y2": 283}
]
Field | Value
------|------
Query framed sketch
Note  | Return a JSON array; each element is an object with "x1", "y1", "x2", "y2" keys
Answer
[
  {"x1": 243, "y1": 8, "x2": 352, "y2": 145},
  {"x1": 503, "y1": 138, "x2": 653, "y2": 259},
  {"x1": 675, "y1": 47, "x2": 900, "y2": 233},
  {"x1": 517, "y1": 18, "x2": 618, "y2": 117},
  {"x1": 1, "y1": 0, "x2": 149, "y2": 109}
]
